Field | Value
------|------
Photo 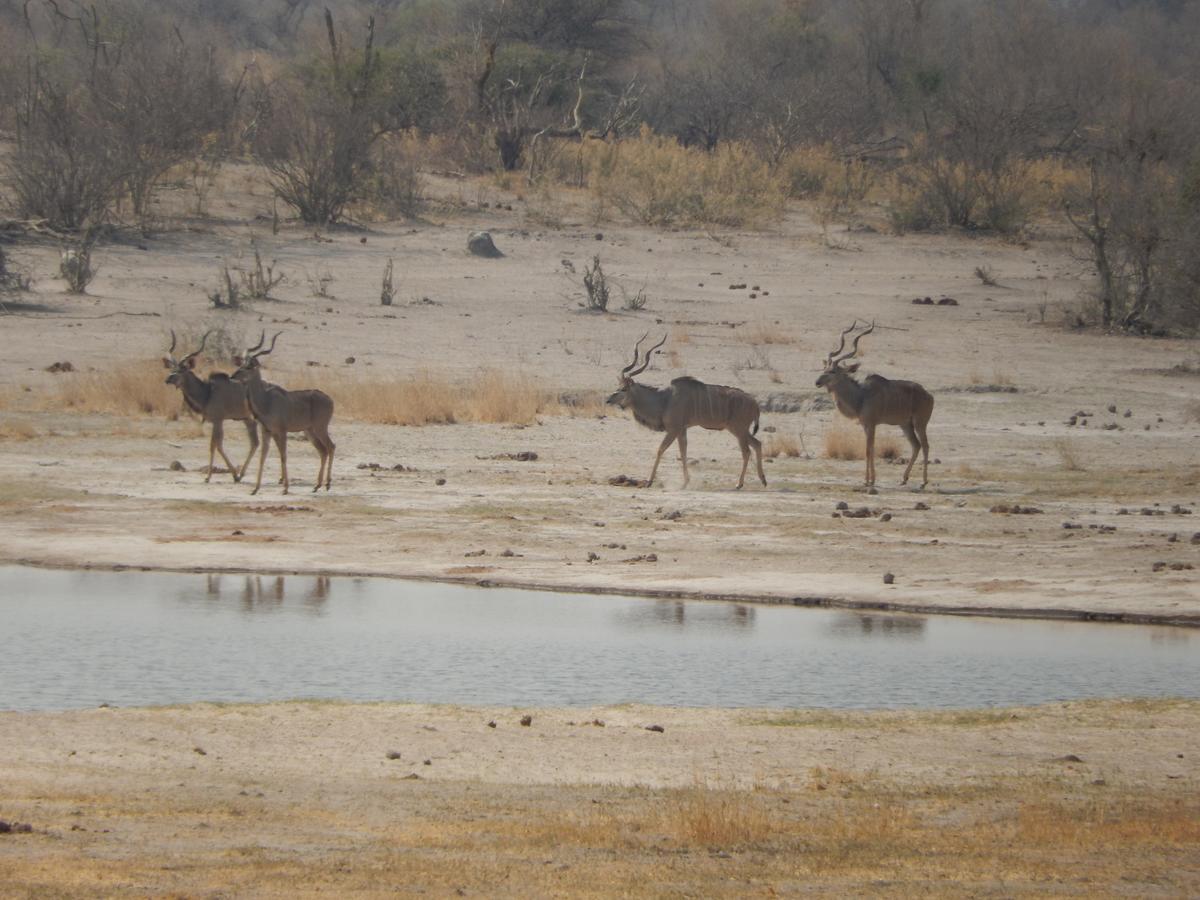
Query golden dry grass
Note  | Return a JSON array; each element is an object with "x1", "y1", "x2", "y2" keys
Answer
[
  {"x1": 743, "y1": 321, "x2": 799, "y2": 345},
  {"x1": 325, "y1": 370, "x2": 557, "y2": 426},
  {"x1": 0, "y1": 418, "x2": 39, "y2": 440},
  {"x1": 26, "y1": 360, "x2": 181, "y2": 418},
  {"x1": 763, "y1": 433, "x2": 803, "y2": 458},
  {"x1": 1053, "y1": 437, "x2": 1086, "y2": 471},
  {"x1": 823, "y1": 421, "x2": 902, "y2": 461}
]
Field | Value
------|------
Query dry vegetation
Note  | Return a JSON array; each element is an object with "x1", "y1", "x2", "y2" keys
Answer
[
  {"x1": 822, "y1": 421, "x2": 901, "y2": 461},
  {"x1": 327, "y1": 370, "x2": 560, "y2": 426}
]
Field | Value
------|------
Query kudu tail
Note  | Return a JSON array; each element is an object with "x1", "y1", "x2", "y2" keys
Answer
[{"x1": 752, "y1": 410, "x2": 760, "y2": 436}]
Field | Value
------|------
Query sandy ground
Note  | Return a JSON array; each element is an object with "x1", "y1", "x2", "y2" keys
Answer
[
  {"x1": 1, "y1": 172, "x2": 1198, "y2": 622},
  {"x1": 1, "y1": 699, "x2": 1198, "y2": 896},
  {"x1": 2, "y1": 174, "x2": 1200, "y2": 894}
]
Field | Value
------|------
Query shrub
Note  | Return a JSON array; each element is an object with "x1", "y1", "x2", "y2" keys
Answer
[
  {"x1": 59, "y1": 231, "x2": 99, "y2": 294},
  {"x1": 581, "y1": 256, "x2": 610, "y2": 311}
]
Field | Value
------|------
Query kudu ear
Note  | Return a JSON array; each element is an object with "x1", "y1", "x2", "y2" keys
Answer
[
  {"x1": 184, "y1": 356, "x2": 197, "y2": 370},
  {"x1": 162, "y1": 357, "x2": 173, "y2": 369},
  {"x1": 844, "y1": 362, "x2": 861, "y2": 373},
  {"x1": 232, "y1": 355, "x2": 244, "y2": 367}
]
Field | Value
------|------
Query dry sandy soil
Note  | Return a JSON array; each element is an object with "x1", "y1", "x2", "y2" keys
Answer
[
  {"x1": 2, "y1": 172, "x2": 1199, "y2": 895},
  {"x1": 0, "y1": 171, "x2": 1197, "y2": 621},
  {"x1": 1, "y1": 700, "x2": 1198, "y2": 896}
]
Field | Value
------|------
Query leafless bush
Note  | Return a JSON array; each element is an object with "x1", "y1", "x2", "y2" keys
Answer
[
  {"x1": 581, "y1": 256, "x2": 610, "y2": 312},
  {"x1": 380, "y1": 258, "x2": 395, "y2": 306},
  {"x1": 208, "y1": 262, "x2": 241, "y2": 309},
  {"x1": 239, "y1": 245, "x2": 285, "y2": 300},
  {"x1": 305, "y1": 266, "x2": 335, "y2": 298},
  {"x1": 974, "y1": 265, "x2": 998, "y2": 286},
  {"x1": 59, "y1": 230, "x2": 99, "y2": 294},
  {"x1": 620, "y1": 283, "x2": 648, "y2": 311},
  {"x1": 0, "y1": 246, "x2": 32, "y2": 294}
]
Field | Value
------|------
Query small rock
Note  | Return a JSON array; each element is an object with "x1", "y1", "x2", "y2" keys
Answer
[
  {"x1": 386, "y1": 750, "x2": 402, "y2": 760},
  {"x1": 193, "y1": 747, "x2": 207, "y2": 756},
  {"x1": 879, "y1": 513, "x2": 892, "y2": 522},
  {"x1": 520, "y1": 715, "x2": 533, "y2": 727},
  {"x1": 662, "y1": 509, "x2": 683, "y2": 521},
  {"x1": 45, "y1": 361, "x2": 75, "y2": 373},
  {"x1": 423, "y1": 759, "x2": 432, "y2": 766},
  {"x1": 729, "y1": 283, "x2": 747, "y2": 290},
  {"x1": 169, "y1": 460, "x2": 185, "y2": 471},
  {"x1": 914, "y1": 502, "x2": 930, "y2": 511},
  {"x1": 435, "y1": 477, "x2": 446, "y2": 486},
  {"x1": 836, "y1": 501, "x2": 849, "y2": 511},
  {"x1": 499, "y1": 549, "x2": 517, "y2": 557},
  {"x1": 595, "y1": 233, "x2": 603, "y2": 241},
  {"x1": 937, "y1": 297, "x2": 959, "y2": 306},
  {"x1": 1124, "y1": 409, "x2": 1132, "y2": 417},
  {"x1": 464, "y1": 549, "x2": 486, "y2": 558},
  {"x1": 345, "y1": 356, "x2": 356, "y2": 364},
  {"x1": 467, "y1": 231, "x2": 504, "y2": 258},
  {"x1": 1107, "y1": 404, "x2": 1117, "y2": 414},
  {"x1": 645, "y1": 724, "x2": 665, "y2": 733},
  {"x1": 487, "y1": 720, "x2": 497, "y2": 728},
  {"x1": 883, "y1": 573, "x2": 895, "y2": 585},
  {"x1": 1056, "y1": 754, "x2": 1084, "y2": 763},
  {"x1": 586, "y1": 551, "x2": 599, "y2": 562}
]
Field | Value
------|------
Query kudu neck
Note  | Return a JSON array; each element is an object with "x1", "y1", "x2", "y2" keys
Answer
[
  {"x1": 177, "y1": 367, "x2": 212, "y2": 411},
  {"x1": 828, "y1": 372, "x2": 866, "y2": 418}
]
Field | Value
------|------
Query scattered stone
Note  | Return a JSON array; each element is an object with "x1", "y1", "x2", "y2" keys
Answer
[
  {"x1": 386, "y1": 750, "x2": 402, "y2": 760},
  {"x1": 937, "y1": 297, "x2": 959, "y2": 306},
  {"x1": 1107, "y1": 404, "x2": 1117, "y2": 414},
  {"x1": 193, "y1": 747, "x2": 207, "y2": 756},
  {"x1": 487, "y1": 720, "x2": 497, "y2": 728},
  {"x1": 423, "y1": 759, "x2": 432, "y2": 766},
  {"x1": 1124, "y1": 409, "x2": 1132, "y2": 417},
  {"x1": 1055, "y1": 754, "x2": 1084, "y2": 763},
  {"x1": 520, "y1": 715, "x2": 533, "y2": 727},
  {"x1": 990, "y1": 504, "x2": 1043, "y2": 515},
  {"x1": 464, "y1": 549, "x2": 487, "y2": 558},
  {"x1": 1171, "y1": 505, "x2": 1193, "y2": 515},
  {"x1": 622, "y1": 554, "x2": 658, "y2": 563},
  {"x1": 608, "y1": 474, "x2": 650, "y2": 488},
  {"x1": 914, "y1": 502, "x2": 930, "y2": 511},
  {"x1": 169, "y1": 460, "x2": 185, "y2": 471},
  {"x1": 45, "y1": 361, "x2": 75, "y2": 373},
  {"x1": 883, "y1": 573, "x2": 895, "y2": 585},
  {"x1": 729, "y1": 283, "x2": 747, "y2": 290},
  {"x1": 836, "y1": 501, "x2": 849, "y2": 511},
  {"x1": 595, "y1": 233, "x2": 603, "y2": 241},
  {"x1": 480, "y1": 451, "x2": 539, "y2": 461},
  {"x1": 879, "y1": 513, "x2": 892, "y2": 522},
  {"x1": 0, "y1": 821, "x2": 33, "y2": 834},
  {"x1": 435, "y1": 477, "x2": 446, "y2": 486},
  {"x1": 402, "y1": 773, "x2": 421, "y2": 780},
  {"x1": 499, "y1": 549, "x2": 518, "y2": 557},
  {"x1": 843, "y1": 507, "x2": 875, "y2": 518},
  {"x1": 662, "y1": 509, "x2": 683, "y2": 521},
  {"x1": 1140, "y1": 508, "x2": 1165, "y2": 517},
  {"x1": 645, "y1": 724, "x2": 665, "y2": 733},
  {"x1": 912, "y1": 297, "x2": 934, "y2": 305},
  {"x1": 467, "y1": 231, "x2": 503, "y2": 258},
  {"x1": 345, "y1": 356, "x2": 356, "y2": 365},
  {"x1": 587, "y1": 552, "x2": 599, "y2": 562},
  {"x1": 1063, "y1": 522, "x2": 1083, "y2": 530}
]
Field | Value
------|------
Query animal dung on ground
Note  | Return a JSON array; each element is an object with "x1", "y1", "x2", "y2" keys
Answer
[
  {"x1": 990, "y1": 504, "x2": 1043, "y2": 514},
  {"x1": 608, "y1": 474, "x2": 650, "y2": 488},
  {"x1": 45, "y1": 361, "x2": 75, "y2": 373},
  {"x1": 519, "y1": 715, "x2": 533, "y2": 727}
]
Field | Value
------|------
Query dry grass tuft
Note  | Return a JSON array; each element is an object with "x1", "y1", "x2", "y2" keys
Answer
[
  {"x1": 661, "y1": 785, "x2": 775, "y2": 848},
  {"x1": 743, "y1": 322, "x2": 798, "y2": 345},
  {"x1": 326, "y1": 371, "x2": 555, "y2": 426},
  {"x1": 0, "y1": 418, "x2": 39, "y2": 441},
  {"x1": 824, "y1": 422, "x2": 903, "y2": 461},
  {"x1": 1053, "y1": 437, "x2": 1086, "y2": 471},
  {"x1": 764, "y1": 433, "x2": 803, "y2": 458},
  {"x1": 36, "y1": 360, "x2": 180, "y2": 418}
]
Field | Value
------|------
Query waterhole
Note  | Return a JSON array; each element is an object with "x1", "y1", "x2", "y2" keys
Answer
[{"x1": 1, "y1": 566, "x2": 1195, "y2": 711}]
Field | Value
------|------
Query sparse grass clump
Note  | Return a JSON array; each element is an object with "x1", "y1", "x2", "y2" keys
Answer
[
  {"x1": 327, "y1": 371, "x2": 554, "y2": 426},
  {"x1": 824, "y1": 422, "x2": 901, "y2": 461},
  {"x1": 764, "y1": 433, "x2": 803, "y2": 458},
  {"x1": 1054, "y1": 437, "x2": 1086, "y2": 471},
  {"x1": 661, "y1": 785, "x2": 773, "y2": 848}
]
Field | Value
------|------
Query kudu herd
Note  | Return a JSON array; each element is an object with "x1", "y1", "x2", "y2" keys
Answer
[{"x1": 166, "y1": 320, "x2": 932, "y2": 496}]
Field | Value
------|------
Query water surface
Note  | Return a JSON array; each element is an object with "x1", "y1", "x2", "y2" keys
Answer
[{"x1": 0, "y1": 566, "x2": 1195, "y2": 711}]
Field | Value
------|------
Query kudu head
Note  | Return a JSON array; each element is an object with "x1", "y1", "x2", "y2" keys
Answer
[
  {"x1": 606, "y1": 333, "x2": 667, "y2": 409},
  {"x1": 816, "y1": 320, "x2": 874, "y2": 389},
  {"x1": 163, "y1": 330, "x2": 211, "y2": 386},
  {"x1": 231, "y1": 331, "x2": 281, "y2": 384}
]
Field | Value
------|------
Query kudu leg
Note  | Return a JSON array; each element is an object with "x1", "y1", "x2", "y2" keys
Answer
[
  {"x1": 899, "y1": 422, "x2": 920, "y2": 486},
  {"x1": 646, "y1": 432, "x2": 677, "y2": 487},
  {"x1": 237, "y1": 420, "x2": 260, "y2": 484},
  {"x1": 205, "y1": 420, "x2": 220, "y2": 484},
  {"x1": 276, "y1": 433, "x2": 290, "y2": 495},
  {"x1": 750, "y1": 433, "x2": 767, "y2": 487},
  {"x1": 677, "y1": 429, "x2": 689, "y2": 488},
  {"x1": 250, "y1": 430, "x2": 272, "y2": 496},
  {"x1": 734, "y1": 431, "x2": 751, "y2": 490},
  {"x1": 915, "y1": 420, "x2": 931, "y2": 488},
  {"x1": 863, "y1": 423, "x2": 876, "y2": 486},
  {"x1": 210, "y1": 421, "x2": 240, "y2": 484}
]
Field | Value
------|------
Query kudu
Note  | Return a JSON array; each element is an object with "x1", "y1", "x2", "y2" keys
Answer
[
  {"x1": 162, "y1": 330, "x2": 260, "y2": 483},
  {"x1": 231, "y1": 332, "x2": 336, "y2": 495},
  {"x1": 815, "y1": 321, "x2": 934, "y2": 488},
  {"x1": 607, "y1": 334, "x2": 766, "y2": 489}
]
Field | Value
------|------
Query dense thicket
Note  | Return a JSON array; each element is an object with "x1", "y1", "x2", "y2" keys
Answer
[{"x1": 2, "y1": 0, "x2": 1198, "y2": 329}]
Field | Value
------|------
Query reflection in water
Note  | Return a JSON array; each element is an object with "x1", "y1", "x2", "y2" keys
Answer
[
  {"x1": 612, "y1": 599, "x2": 756, "y2": 631},
  {"x1": 827, "y1": 613, "x2": 927, "y2": 640},
  {"x1": 200, "y1": 573, "x2": 330, "y2": 615},
  {"x1": 2, "y1": 565, "x2": 1198, "y2": 712}
]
